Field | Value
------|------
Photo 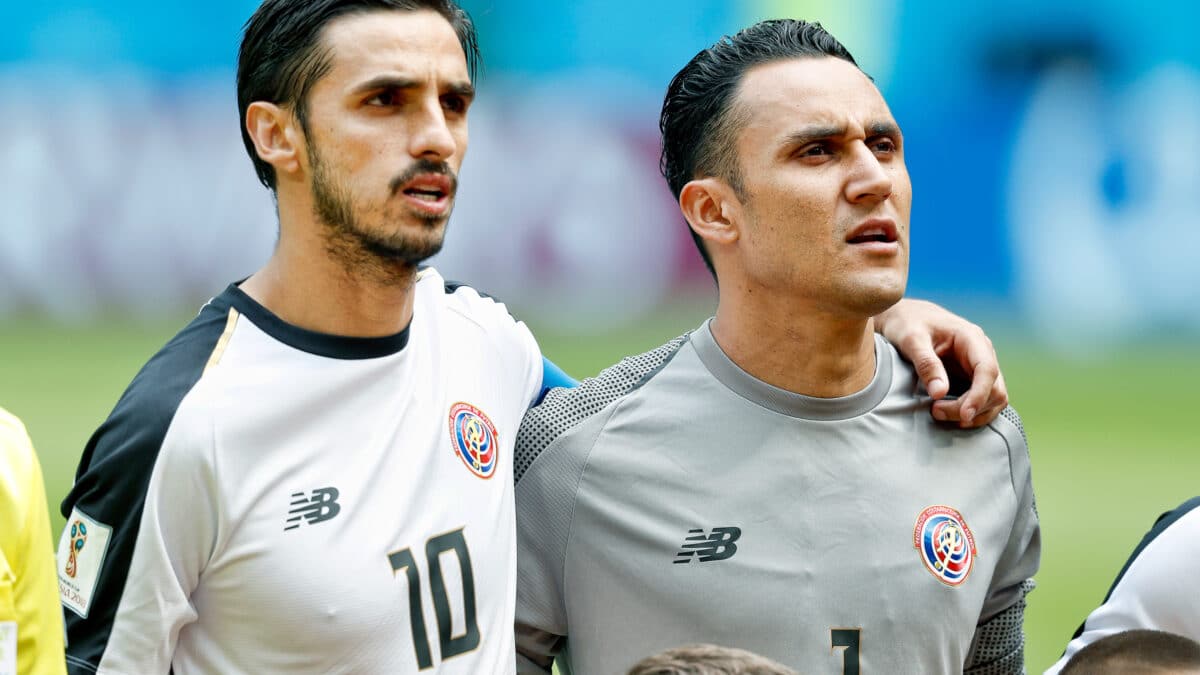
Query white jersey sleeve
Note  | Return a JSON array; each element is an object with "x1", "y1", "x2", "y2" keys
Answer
[{"x1": 1046, "y1": 497, "x2": 1200, "y2": 674}]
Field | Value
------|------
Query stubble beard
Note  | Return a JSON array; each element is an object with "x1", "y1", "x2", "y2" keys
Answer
[{"x1": 309, "y1": 145, "x2": 449, "y2": 286}]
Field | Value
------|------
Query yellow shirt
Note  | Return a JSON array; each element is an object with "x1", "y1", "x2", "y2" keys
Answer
[{"x1": 0, "y1": 408, "x2": 66, "y2": 675}]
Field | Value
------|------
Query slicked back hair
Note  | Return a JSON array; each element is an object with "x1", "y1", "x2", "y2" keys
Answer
[
  {"x1": 627, "y1": 643, "x2": 799, "y2": 675},
  {"x1": 659, "y1": 19, "x2": 860, "y2": 278},
  {"x1": 1062, "y1": 630, "x2": 1200, "y2": 674},
  {"x1": 238, "y1": 0, "x2": 480, "y2": 191}
]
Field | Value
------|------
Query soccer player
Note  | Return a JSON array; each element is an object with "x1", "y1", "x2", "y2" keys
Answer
[
  {"x1": 1060, "y1": 630, "x2": 1200, "y2": 674},
  {"x1": 0, "y1": 407, "x2": 66, "y2": 675},
  {"x1": 57, "y1": 2, "x2": 548, "y2": 672},
  {"x1": 514, "y1": 20, "x2": 1039, "y2": 674},
  {"x1": 58, "y1": 2, "x2": 1010, "y2": 673},
  {"x1": 1048, "y1": 497, "x2": 1200, "y2": 673}
]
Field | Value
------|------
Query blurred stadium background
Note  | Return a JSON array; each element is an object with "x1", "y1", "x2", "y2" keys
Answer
[{"x1": 2, "y1": 0, "x2": 1198, "y2": 670}]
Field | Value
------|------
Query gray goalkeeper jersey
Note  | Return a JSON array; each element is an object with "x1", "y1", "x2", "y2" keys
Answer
[{"x1": 514, "y1": 321, "x2": 1040, "y2": 675}]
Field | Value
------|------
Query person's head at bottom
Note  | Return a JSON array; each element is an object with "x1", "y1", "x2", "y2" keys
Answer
[
  {"x1": 1062, "y1": 629, "x2": 1200, "y2": 675},
  {"x1": 627, "y1": 644, "x2": 798, "y2": 675}
]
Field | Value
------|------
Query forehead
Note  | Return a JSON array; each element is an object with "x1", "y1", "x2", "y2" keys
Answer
[
  {"x1": 318, "y1": 9, "x2": 469, "y2": 85},
  {"x1": 733, "y1": 57, "x2": 893, "y2": 138}
]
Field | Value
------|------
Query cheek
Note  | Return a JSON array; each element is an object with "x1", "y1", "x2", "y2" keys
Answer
[{"x1": 456, "y1": 127, "x2": 469, "y2": 161}]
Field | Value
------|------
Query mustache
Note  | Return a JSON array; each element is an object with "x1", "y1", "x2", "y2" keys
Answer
[{"x1": 389, "y1": 159, "x2": 458, "y2": 195}]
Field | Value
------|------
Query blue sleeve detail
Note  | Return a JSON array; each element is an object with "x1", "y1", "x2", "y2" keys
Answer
[{"x1": 537, "y1": 357, "x2": 577, "y2": 405}]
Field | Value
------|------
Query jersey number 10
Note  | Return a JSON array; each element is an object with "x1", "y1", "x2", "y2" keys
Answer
[{"x1": 388, "y1": 528, "x2": 481, "y2": 670}]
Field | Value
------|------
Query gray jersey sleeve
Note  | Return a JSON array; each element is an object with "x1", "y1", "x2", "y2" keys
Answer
[
  {"x1": 513, "y1": 338, "x2": 687, "y2": 674},
  {"x1": 964, "y1": 406, "x2": 1040, "y2": 674}
]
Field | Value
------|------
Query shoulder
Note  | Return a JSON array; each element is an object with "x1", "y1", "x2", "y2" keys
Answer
[
  {"x1": 0, "y1": 407, "x2": 33, "y2": 469},
  {"x1": 515, "y1": 333, "x2": 689, "y2": 484},
  {"x1": 0, "y1": 408, "x2": 36, "y2": 511},
  {"x1": 1055, "y1": 497, "x2": 1200, "y2": 669},
  {"x1": 76, "y1": 294, "x2": 235, "y2": 477},
  {"x1": 420, "y1": 267, "x2": 525, "y2": 331},
  {"x1": 1110, "y1": 498, "x2": 1200, "y2": 602}
]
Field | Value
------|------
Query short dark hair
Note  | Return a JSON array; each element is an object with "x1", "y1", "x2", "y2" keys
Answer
[
  {"x1": 627, "y1": 644, "x2": 798, "y2": 675},
  {"x1": 237, "y1": 0, "x2": 480, "y2": 191},
  {"x1": 1062, "y1": 629, "x2": 1200, "y2": 674},
  {"x1": 658, "y1": 19, "x2": 859, "y2": 278}
]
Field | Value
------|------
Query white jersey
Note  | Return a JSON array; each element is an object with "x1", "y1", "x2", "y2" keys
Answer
[
  {"x1": 58, "y1": 267, "x2": 543, "y2": 674},
  {"x1": 1047, "y1": 497, "x2": 1200, "y2": 674}
]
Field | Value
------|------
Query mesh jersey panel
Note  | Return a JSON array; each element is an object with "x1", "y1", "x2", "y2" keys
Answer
[
  {"x1": 966, "y1": 579, "x2": 1035, "y2": 674},
  {"x1": 999, "y1": 406, "x2": 1026, "y2": 445},
  {"x1": 514, "y1": 335, "x2": 688, "y2": 485}
]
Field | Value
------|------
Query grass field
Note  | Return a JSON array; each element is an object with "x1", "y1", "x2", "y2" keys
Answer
[{"x1": 2, "y1": 308, "x2": 1196, "y2": 672}]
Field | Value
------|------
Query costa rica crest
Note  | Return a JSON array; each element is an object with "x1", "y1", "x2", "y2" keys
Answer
[
  {"x1": 913, "y1": 505, "x2": 976, "y2": 586},
  {"x1": 448, "y1": 402, "x2": 498, "y2": 479}
]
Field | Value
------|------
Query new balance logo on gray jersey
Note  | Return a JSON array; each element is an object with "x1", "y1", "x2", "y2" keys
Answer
[
  {"x1": 285, "y1": 487, "x2": 341, "y2": 531},
  {"x1": 674, "y1": 527, "x2": 741, "y2": 563}
]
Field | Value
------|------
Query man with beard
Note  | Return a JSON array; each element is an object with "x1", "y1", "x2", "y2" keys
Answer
[
  {"x1": 57, "y1": 2, "x2": 549, "y2": 673},
  {"x1": 58, "y1": 2, "x2": 1008, "y2": 674}
]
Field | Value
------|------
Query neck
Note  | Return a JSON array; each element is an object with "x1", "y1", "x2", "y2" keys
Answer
[
  {"x1": 240, "y1": 198, "x2": 418, "y2": 338},
  {"x1": 710, "y1": 283, "x2": 877, "y2": 398}
]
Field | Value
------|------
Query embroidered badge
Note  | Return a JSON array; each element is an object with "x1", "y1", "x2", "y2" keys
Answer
[
  {"x1": 448, "y1": 402, "x2": 498, "y2": 479},
  {"x1": 913, "y1": 505, "x2": 976, "y2": 586},
  {"x1": 57, "y1": 509, "x2": 113, "y2": 618}
]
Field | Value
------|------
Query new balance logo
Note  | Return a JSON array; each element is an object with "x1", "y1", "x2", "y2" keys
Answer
[
  {"x1": 285, "y1": 487, "x2": 341, "y2": 531},
  {"x1": 674, "y1": 526, "x2": 741, "y2": 563}
]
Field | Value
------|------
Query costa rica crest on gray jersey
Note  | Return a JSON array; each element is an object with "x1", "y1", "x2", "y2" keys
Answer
[{"x1": 514, "y1": 320, "x2": 1039, "y2": 675}]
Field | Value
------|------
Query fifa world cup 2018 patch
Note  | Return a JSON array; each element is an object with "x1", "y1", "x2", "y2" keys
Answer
[
  {"x1": 57, "y1": 508, "x2": 113, "y2": 618},
  {"x1": 913, "y1": 505, "x2": 976, "y2": 586},
  {"x1": 448, "y1": 402, "x2": 498, "y2": 479}
]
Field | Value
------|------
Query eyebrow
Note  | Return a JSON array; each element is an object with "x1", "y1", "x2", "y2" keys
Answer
[
  {"x1": 782, "y1": 121, "x2": 902, "y2": 147},
  {"x1": 867, "y1": 121, "x2": 902, "y2": 138},
  {"x1": 349, "y1": 75, "x2": 475, "y2": 99},
  {"x1": 782, "y1": 125, "x2": 846, "y2": 148}
]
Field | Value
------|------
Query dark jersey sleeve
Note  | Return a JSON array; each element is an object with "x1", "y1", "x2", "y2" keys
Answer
[{"x1": 59, "y1": 303, "x2": 229, "y2": 675}]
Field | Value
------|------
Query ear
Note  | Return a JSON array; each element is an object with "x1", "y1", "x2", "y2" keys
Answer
[
  {"x1": 245, "y1": 102, "x2": 304, "y2": 179},
  {"x1": 679, "y1": 177, "x2": 741, "y2": 250}
]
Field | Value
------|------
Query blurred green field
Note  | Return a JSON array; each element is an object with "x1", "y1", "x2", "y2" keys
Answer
[{"x1": 1, "y1": 309, "x2": 1196, "y2": 673}]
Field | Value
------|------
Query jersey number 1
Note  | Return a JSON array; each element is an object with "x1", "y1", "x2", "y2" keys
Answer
[
  {"x1": 389, "y1": 528, "x2": 481, "y2": 670},
  {"x1": 831, "y1": 628, "x2": 860, "y2": 675}
]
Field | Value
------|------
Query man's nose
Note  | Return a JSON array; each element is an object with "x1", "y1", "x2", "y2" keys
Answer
[
  {"x1": 408, "y1": 103, "x2": 457, "y2": 160},
  {"x1": 845, "y1": 144, "x2": 892, "y2": 204}
]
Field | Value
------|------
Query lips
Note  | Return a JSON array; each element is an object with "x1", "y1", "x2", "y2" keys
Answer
[
  {"x1": 398, "y1": 174, "x2": 453, "y2": 202},
  {"x1": 845, "y1": 218, "x2": 898, "y2": 244},
  {"x1": 397, "y1": 173, "x2": 454, "y2": 216}
]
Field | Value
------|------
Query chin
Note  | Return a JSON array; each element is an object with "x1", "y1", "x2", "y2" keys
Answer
[{"x1": 846, "y1": 279, "x2": 907, "y2": 318}]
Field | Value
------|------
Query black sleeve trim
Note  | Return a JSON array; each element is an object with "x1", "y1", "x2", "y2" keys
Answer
[{"x1": 60, "y1": 294, "x2": 233, "y2": 671}]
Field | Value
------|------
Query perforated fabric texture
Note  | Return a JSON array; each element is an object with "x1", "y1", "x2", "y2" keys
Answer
[
  {"x1": 997, "y1": 405, "x2": 1036, "y2": 518},
  {"x1": 999, "y1": 406, "x2": 1027, "y2": 445},
  {"x1": 514, "y1": 334, "x2": 689, "y2": 485},
  {"x1": 964, "y1": 579, "x2": 1036, "y2": 675}
]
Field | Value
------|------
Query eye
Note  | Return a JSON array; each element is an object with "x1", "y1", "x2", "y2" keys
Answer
[
  {"x1": 797, "y1": 143, "x2": 833, "y2": 158},
  {"x1": 366, "y1": 89, "x2": 400, "y2": 107},
  {"x1": 441, "y1": 94, "x2": 468, "y2": 115},
  {"x1": 869, "y1": 137, "x2": 898, "y2": 155}
]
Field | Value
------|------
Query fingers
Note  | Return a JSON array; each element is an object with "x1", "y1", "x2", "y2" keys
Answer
[
  {"x1": 915, "y1": 352, "x2": 950, "y2": 402},
  {"x1": 932, "y1": 361, "x2": 1008, "y2": 429},
  {"x1": 953, "y1": 325, "x2": 1004, "y2": 424},
  {"x1": 894, "y1": 331, "x2": 950, "y2": 402}
]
